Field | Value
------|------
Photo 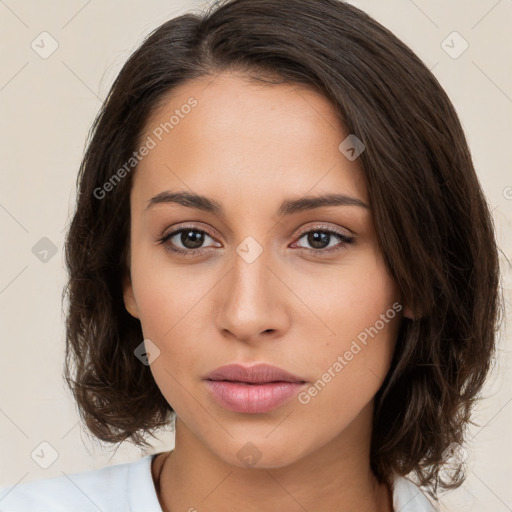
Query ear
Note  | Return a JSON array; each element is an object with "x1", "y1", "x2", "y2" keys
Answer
[
  {"x1": 122, "y1": 271, "x2": 140, "y2": 319},
  {"x1": 402, "y1": 303, "x2": 414, "y2": 320},
  {"x1": 396, "y1": 291, "x2": 415, "y2": 320}
]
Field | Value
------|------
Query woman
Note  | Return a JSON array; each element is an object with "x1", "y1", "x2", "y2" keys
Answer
[{"x1": 0, "y1": 0, "x2": 501, "y2": 510}]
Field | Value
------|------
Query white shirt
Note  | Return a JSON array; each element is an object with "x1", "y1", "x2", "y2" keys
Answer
[{"x1": 0, "y1": 453, "x2": 439, "y2": 511}]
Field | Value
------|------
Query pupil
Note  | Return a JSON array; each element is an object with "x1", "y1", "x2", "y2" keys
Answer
[
  {"x1": 309, "y1": 231, "x2": 329, "y2": 249},
  {"x1": 182, "y1": 230, "x2": 204, "y2": 249}
]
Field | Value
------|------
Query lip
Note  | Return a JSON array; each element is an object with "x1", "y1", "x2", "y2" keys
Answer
[
  {"x1": 204, "y1": 363, "x2": 305, "y2": 384},
  {"x1": 203, "y1": 363, "x2": 307, "y2": 414}
]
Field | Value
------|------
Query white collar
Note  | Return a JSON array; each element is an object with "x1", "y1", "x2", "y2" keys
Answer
[{"x1": 392, "y1": 474, "x2": 439, "y2": 511}]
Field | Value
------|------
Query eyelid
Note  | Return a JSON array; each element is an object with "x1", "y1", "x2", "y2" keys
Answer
[
  {"x1": 294, "y1": 222, "x2": 353, "y2": 238},
  {"x1": 159, "y1": 223, "x2": 219, "y2": 248}
]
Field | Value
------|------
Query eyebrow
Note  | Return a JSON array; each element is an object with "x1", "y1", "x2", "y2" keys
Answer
[{"x1": 145, "y1": 190, "x2": 370, "y2": 216}]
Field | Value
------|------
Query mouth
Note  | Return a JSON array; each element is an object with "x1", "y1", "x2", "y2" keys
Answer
[
  {"x1": 205, "y1": 379, "x2": 306, "y2": 386},
  {"x1": 203, "y1": 362, "x2": 306, "y2": 384},
  {"x1": 204, "y1": 381, "x2": 306, "y2": 414},
  {"x1": 202, "y1": 363, "x2": 307, "y2": 414}
]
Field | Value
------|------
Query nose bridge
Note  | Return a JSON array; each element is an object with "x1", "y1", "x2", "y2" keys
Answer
[
  {"x1": 230, "y1": 235, "x2": 273, "y2": 308},
  {"x1": 216, "y1": 234, "x2": 286, "y2": 339}
]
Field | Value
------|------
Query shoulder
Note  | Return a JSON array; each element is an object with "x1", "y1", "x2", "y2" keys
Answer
[
  {"x1": 0, "y1": 454, "x2": 163, "y2": 512},
  {"x1": 392, "y1": 474, "x2": 439, "y2": 512}
]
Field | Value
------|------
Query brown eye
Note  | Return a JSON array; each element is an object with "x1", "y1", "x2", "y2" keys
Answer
[
  {"x1": 157, "y1": 226, "x2": 219, "y2": 256},
  {"x1": 171, "y1": 229, "x2": 208, "y2": 250},
  {"x1": 292, "y1": 227, "x2": 354, "y2": 255}
]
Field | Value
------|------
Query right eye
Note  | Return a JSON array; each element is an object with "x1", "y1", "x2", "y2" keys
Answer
[{"x1": 157, "y1": 226, "x2": 220, "y2": 256}]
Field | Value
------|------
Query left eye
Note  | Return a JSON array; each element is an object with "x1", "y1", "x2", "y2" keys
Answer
[{"x1": 292, "y1": 228, "x2": 354, "y2": 253}]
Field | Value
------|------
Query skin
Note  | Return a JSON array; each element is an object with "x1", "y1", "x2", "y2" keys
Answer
[{"x1": 123, "y1": 71, "x2": 413, "y2": 512}]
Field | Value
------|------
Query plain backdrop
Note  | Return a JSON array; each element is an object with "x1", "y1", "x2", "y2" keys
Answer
[{"x1": 0, "y1": 1, "x2": 511, "y2": 510}]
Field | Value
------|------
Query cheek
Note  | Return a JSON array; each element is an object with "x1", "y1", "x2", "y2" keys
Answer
[
  {"x1": 297, "y1": 254, "x2": 400, "y2": 405},
  {"x1": 134, "y1": 277, "x2": 213, "y2": 373},
  {"x1": 131, "y1": 262, "x2": 210, "y2": 413},
  {"x1": 130, "y1": 241, "x2": 208, "y2": 338},
  {"x1": 294, "y1": 248, "x2": 399, "y2": 348},
  {"x1": 130, "y1": 248, "x2": 218, "y2": 378}
]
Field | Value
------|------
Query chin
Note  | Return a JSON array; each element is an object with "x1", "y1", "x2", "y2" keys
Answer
[{"x1": 209, "y1": 433, "x2": 310, "y2": 470}]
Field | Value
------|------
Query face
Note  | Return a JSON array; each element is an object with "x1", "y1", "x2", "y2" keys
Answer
[{"x1": 123, "y1": 71, "x2": 409, "y2": 468}]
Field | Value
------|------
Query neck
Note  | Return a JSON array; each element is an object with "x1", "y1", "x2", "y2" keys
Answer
[{"x1": 155, "y1": 404, "x2": 393, "y2": 512}]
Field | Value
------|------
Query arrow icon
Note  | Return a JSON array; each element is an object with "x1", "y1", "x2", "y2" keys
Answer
[
  {"x1": 338, "y1": 134, "x2": 365, "y2": 161},
  {"x1": 32, "y1": 236, "x2": 58, "y2": 263},
  {"x1": 31, "y1": 31, "x2": 59, "y2": 59},
  {"x1": 441, "y1": 31, "x2": 468, "y2": 59},
  {"x1": 236, "y1": 237, "x2": 263, "y2": 263}
]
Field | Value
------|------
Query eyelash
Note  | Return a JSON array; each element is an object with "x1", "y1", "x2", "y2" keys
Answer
[{"x1": 156, "y1": 224, "x2": 354, "y2": 257}]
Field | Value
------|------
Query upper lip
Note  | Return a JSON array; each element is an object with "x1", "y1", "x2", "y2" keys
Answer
[{"x1": 203, "y1": 363, "x2": 306, "y2": 384}]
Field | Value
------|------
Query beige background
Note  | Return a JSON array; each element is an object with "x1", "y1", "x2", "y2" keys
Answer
[{"x1": 0, "y1": 0, "x2": 511, "y2": 510}]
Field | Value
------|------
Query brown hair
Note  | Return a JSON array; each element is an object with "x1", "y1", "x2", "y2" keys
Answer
[{"x1": 63, "y1": 0, "x2": 503, "y2": 499}]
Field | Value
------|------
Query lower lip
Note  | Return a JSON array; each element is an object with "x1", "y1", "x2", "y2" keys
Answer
[{"x1": 204, "y1": 380, "x2": 306, "y2": 413}]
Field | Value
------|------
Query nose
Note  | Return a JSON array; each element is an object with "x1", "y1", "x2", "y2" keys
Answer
[{"x1": 215, "y1": 241, "x2": 290, "y2": 344}]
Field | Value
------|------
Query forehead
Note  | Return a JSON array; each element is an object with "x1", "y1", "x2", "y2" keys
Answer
[{"x1": 132, "y1": 71, "x2": 368, "y2": 210}]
